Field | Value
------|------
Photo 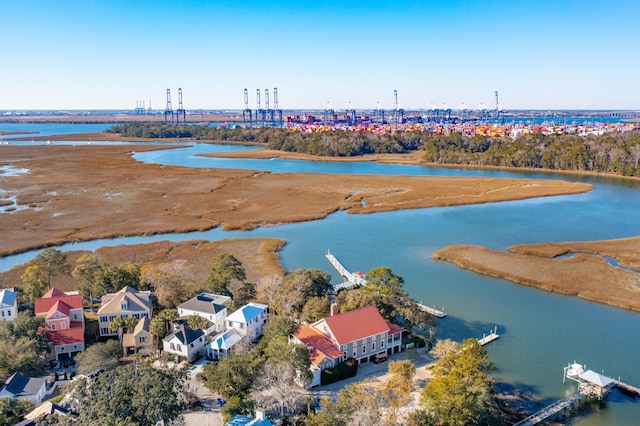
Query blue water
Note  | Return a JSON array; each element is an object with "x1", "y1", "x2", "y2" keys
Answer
[
  {"x1": 0, "y1": 123, "x2": 113, "y2": 138},
  {"x1": 2, "y1": 128, "x2": 639, "y2": 425}
]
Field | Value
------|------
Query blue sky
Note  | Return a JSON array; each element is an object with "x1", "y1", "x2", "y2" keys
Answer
[{"x1": 1, "y1": 0, "x2": 638, "y2": 110}]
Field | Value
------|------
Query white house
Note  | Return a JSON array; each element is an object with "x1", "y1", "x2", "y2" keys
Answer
[
  {"x1": 177, "y1": 292, "x2": 230, "y2": 334},
  {"x1": 225, "y1": 302, "x2": 268, "y2": 341},
  {"x1": 163, "y1": 325, "x2": 206, "y2": 363},
  {"x1": 0, "y1": 373, "x2": 47, "y2": 404},
  {"x1": 207, "y1": 329, "x2": 243, "y2": 360},
  {"x1": 0, "y1": 288, "x2": 17, "y2": 321}
]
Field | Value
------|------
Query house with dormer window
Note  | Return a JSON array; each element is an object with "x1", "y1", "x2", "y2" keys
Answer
[
  {"x1": 163, "y1": 325, "x2": 206, "y2": 363},
  {"x1": 0, "y1": 288, "x2": 17, "y2": 321},
  {"x1": 34, "y1": 288, "x2": 85, "y2": 360},
  {"x1": 291, "y1": 305, "x2": 404, "y2": 387},
  {"x1": 97, "y1": 286, "x2": 152, "y2": 337}
]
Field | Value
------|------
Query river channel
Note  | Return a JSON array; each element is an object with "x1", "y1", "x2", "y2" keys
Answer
[{"x1": 1, "y1": 123, "x2": 639, "y2": 425}]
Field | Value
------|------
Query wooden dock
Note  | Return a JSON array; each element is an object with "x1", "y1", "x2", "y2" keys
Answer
[
  {"x1": 325, "y1": 249, "x2": 446, "y2": 318},
  {"x1": 614, "y1": 380, "x2": 640, "y2": 397},
  {"x1": 477, "y1": 326, "x2": 499, "y2": 346},
  {"x1": 513, "y1": 393, "x2": 586, "y2": 426},
  {"x1": 513, "y1": 362, "x2": 640, "y2": 425},
  {"x1": 416, "y1": 302, "x2": 446, "y2": 318}
]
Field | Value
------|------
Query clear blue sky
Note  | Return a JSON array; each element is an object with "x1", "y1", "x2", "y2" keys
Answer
[{"x1": 1, "y1": 0, "x2": 638, "y2": 111}]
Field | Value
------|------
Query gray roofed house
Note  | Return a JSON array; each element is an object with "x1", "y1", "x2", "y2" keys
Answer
[
  {"x1": 163, "y1": 325, "x2": 206, "y2": 363},
  {"x1": 97, "y1": 286, "x2": 152, "y2": 337},
  {"x1": 0, "y1": 372, "x2": 47, "y2": 404},
  {"x1": 0, "y1": 288, "x2": 17, "y2": 321},
  {"x1": 177, "y1": 292, "x2": 231, "y2": 334}
]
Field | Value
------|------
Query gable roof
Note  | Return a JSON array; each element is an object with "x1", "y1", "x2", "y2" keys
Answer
[
  {"x1": 226, "y1": 414, "x2": 273, "y2": 426},
  {"x1": 25, "y1": 401, "x2": 69, "y2": 420},
  {"x1": 98, "y1": 287, "x2": 151, "y2": 316},
  {"x1": 1, "y1": 373, "x2": 46, "y2": 398},
  {"x1": 134, "y1": 316, "x2": 150, "y2": 334},
  {"x1": 208, "y1": 329, "x2": 243, "y2": 351},
  {"x1": 316, "y1": 305, "x2": 390, "y2": 346},
  {"x1": 178, "y1": 292, "x2": 229, "y2": 315},
  {"x1": 226, "y1": 302, "x2": 268, "y2": 324},
  {"x1": 0, "y1": 288, "x2": 16, "y2": 308},
  {"x1": 42, "y1": 288, "x2": 65, "y2": 298},
  {"x1": 46, "y1": 300, "x2": 72, "y2": 319},
  {"x1": 293, "y1": 324, "x2": 345, "y2": 367},
  {"x1": 34, "y1": 289, "x2": 83, "y2": 315},
  {"x1": 165, "y1": 325, "x2": 204, "y2": 345}
]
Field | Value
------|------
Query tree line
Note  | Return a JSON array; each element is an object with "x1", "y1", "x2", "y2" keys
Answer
[
  {"x1": 107, "y1": 123, "x2": 640, "y2": 176},
  {"x1": 422, "y1": 131, "x2": 640, "y2": 177}
]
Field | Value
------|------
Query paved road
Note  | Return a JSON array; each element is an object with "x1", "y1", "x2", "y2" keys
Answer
[{"x1": 183, "y1": 359, "x2": 224, "y2": 426}]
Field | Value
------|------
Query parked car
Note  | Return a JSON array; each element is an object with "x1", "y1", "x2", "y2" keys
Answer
[{"x1": 60, "y1": 358, "x2": 76, "y2": 368}]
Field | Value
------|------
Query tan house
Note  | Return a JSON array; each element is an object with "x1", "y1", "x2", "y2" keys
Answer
[
  {"x1": 122, "y1": 317, "x2": 153, "y2": 356},
  {"x1": 97, "y1": 286, "x2": 152, "y2": 337}
]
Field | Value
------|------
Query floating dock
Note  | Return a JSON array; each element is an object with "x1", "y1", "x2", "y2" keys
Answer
[
  {"x1": 477, "y1": 326, "x2": 499, "y2": 346},
  {"x1": 417, "y1": 302, "x2": 446, "y2": 318}
]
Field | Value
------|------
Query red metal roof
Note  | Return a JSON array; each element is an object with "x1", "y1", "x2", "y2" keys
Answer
[
  {"x1": 293, "y1": 324, "x2": 345, "y2": 366},
  {"x1": 34, "y1": 289, "x2": 83, "y2": 315},
  {"x1": 321, "y1": 305, "x2": 391, "y2": 346},
  {"x1": 47, "y1": 327, "x2": 84, "y2": 346},
  {"x1": 46, "y1": 300, "x2": 71, "y2": 319},
  {"x1": 42, "y1": 288, "x2": 65, "y2": 298}
]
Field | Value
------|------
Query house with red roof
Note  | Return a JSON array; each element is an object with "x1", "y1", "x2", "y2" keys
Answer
[
  {"x1": 291, "y1": 305, "x2": 404, "y2": 387},
  {"x1": 34, "y1": 288, "x2": 85, "y2": 361}
]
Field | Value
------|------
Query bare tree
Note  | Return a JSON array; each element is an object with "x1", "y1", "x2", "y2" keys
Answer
[{"x1": 251, "y1": 362, "x2": 306, "y2": 417}]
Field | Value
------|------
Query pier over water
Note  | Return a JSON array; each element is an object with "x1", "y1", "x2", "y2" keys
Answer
[
  {"x1": 513, "y1": 362, "x2": 640, "y2": 426},
  {"x1": 324, "y1": 249, "x2": 446, "y2": 317}
]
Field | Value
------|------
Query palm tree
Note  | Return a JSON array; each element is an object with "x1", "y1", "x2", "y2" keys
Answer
[{"x1": 109, "y1": 317, "x2": 125, "y2": 341}]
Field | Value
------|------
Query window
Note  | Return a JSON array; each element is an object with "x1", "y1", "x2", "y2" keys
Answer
[
  {"x1": 177, "y1": 344, "x2": 182, "y2": 351},
  {"x1": 362, "y1": 345, "x2": 366, "y2": 354},
  {"x1": 353, "y1": 350, "x2": 357, "y2": 357},
  {"x1": 100, "y1": 316, "x2": 106, "y2": 323},
  {"x1": 372, "y1": 342, "x2": 375, "y2": 351},
  {"x1": 101, "y1": 328, "x2": 109, "y2": 335},
  {"x1": 1, "y1": 311, "x2": 4, "y2": 317},
  {"x1": 170, "y1": 343, "x2": 175, "y2": 351},
  {"x1": 51, "y1": 324, "x2": 56, "y2": 330},
  {"x1": 140, "y1": 336, "x2": 146, "y2": 343},
  {"x1": 7, "y1": 311, "x2": 10, "y2": 317},
  {"x1": 121, "y1": 302, "x2": 127, "y2": 310},
  {"x1": 73, "y1": 313, "x2": 79, "y2": 320},
  {"x1": 191, "y1": 343, "x2": 194, "y2": 347},
  {"x1": 61, "y1": 322, "x2": 66, "y2": 330},
  {"x1": 381, "y1": 340, "x2": 385, "y2": 348}
]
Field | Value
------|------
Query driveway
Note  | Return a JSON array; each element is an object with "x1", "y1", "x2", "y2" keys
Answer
[{"x1": 183, "y1": 359, "x2": 224, "y2": 426}]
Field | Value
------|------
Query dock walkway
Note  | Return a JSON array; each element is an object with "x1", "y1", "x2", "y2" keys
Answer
[
  {"x1": 513, "y1": 393, "x2": 586, "y2": 426},
  {"x1": 325, "y1": 249, "x2": 445, "y2": 318}
]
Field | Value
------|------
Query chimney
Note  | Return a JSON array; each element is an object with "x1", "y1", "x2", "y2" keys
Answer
[
  {"x1": 255, "y1": 410, "x2": 266, "y2": 420},
  {"x1": 330, "y1": 303, "x2": 340, "y2": 316}
]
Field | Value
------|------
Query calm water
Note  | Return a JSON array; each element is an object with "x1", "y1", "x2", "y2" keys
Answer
[{"x1": 1, "y1": 124, "x2": 639, "y2": 425}]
